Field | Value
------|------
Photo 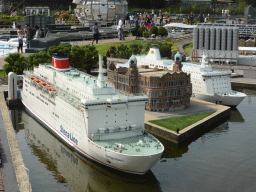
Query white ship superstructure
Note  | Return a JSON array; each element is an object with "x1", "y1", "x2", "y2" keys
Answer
[
  {"x1": 21, "y1": 53, "x2": 164, "y2": 174},
  {"x1": 135, "y1": 45, "x2": 175, "y2": 70},
  {"x1": 182, "y1": 55, "x2": 246, "y2": 107},
  {"x1": 116, "y1": 47, "x2": 246, "y2": 107}
]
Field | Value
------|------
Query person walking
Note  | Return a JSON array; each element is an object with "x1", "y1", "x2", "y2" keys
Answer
[
  {"x1": 129, "y1": 14, "x2": 134, "y2": 25},
  {"x1": 25, "y1": 24, "x2": 33, "y2": 48},
  {"x1": 17, "y1": 25, "x2": 24, "y2": 53},
  {"x1": 117, "y1": 18, "x2": 124, "y2": 40},
  {"x1": 147, "y1": 15, "x2": 152, "y2": 31},
  {"x1": 159, "y1": 13, "x2": 163, "y2": 26},
  {"x1": 34, "y1": 25, "x2": 40, "y2": 39},
  {"x1": 189, "y1": 12, "x2": 194, "y2": 25},
  {"x1": 92, "y1": 23, "x2": 99, "y2": 44}
]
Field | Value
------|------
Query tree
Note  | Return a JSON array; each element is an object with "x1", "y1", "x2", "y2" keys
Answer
[
  {"x1": 69, "y1": 45, "x2": 86, "y2": 68},
  {"x1": 150, "y1": 26, "x2": 158, "y2": 36},
  {"x1": 137, "y1": 26, "x2": 147, "y2": 37},
  {"x1": 116, "y1": 44, "x2": 132, "y2": 59},
  {"x1": 3, "y1": 53, "x2": 27, "y2": 75},
  {"x1": 83, "y1": 45, "x2": 99, "y2": 74},
  {"x1": 158, "y1": 27, "x2": 168, "y2": 37},
  {"x1": 159, "y1": 44, "x2": 172, "y2": 59},
  {"x1": 48, "y1": 44, "x2": 72, "y2": 55},
  {"x1": 129, "y1": 43, "x2": 143, "y2": 55},
  {"x1": 57, "y1": 44, "x2": 72, "y2": 55},
  {"x1": 27, "y1": 51, "x2": 51, "y2": 69}
]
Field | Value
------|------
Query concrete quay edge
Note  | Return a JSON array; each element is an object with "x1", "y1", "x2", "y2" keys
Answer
[
  {"x1": 145, "y1": 100, "x2": 231, "y2": 144},
  {"x1": 0, "y1": 92, "x2": 32, "y2": 192}
]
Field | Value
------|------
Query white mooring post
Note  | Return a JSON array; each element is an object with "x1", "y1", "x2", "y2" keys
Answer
[{"x1": 8, "y1": 72, "x2": 18, "y2": 100}]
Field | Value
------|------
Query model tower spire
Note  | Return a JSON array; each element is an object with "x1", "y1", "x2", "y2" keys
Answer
[{"x1": 97, "y1": 54, "x2": 105, "y2": 88}]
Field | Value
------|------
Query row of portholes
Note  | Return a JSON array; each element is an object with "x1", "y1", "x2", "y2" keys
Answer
[
  {"x1": 106, "y1": 113, "x2": 128, "y2": 117},
  {"x1": 106, "y1": 120, "x2": 128, "y2": 124}
]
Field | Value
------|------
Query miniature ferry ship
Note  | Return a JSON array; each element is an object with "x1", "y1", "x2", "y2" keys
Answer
[
  {"x1": 181, "y1": 54, "x2": 246, "y2": 107},
  {"x1": 21, "y1": 53, "x2": 164, "y2": 174},
  {"x1": 116, "y1": 46, "x2": 246, "y2": 107}
]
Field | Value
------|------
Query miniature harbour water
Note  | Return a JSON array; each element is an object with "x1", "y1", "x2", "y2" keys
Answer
[{"x1": 12, "y1": 86, "x2": 256, "y2": 191}]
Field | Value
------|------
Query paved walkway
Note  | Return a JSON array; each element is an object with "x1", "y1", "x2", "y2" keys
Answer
[
  {"x1": 0, "y1": 36, "x2": 137, "y2": 71},
  {"x1": 145, "y1": 97, "x2": 217, "y2": 122},
  {"x1": 0, "y1": 107, "x2": 19, "y2": 192}
]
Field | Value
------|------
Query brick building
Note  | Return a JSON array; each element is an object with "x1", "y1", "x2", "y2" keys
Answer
[{"x1": 107, "y1": 54, "x2": 192, "y2": 112}]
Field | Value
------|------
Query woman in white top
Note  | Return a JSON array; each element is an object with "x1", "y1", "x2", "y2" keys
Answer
[
  {"x1": 17, "y1": 25, "x2": 24, "y2": 53},
  {"x1": 34, "y1": 25, "x2": 39, "y2": 39}
]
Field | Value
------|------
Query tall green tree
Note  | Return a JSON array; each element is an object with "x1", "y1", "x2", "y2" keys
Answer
[
  {"x1": 83, "y1": 45, "x2": 99, "y2": 74},
  {"x1": 3, "y1": 53, "x2": 27, "y2": 75},
  {"x1": 69, "y1": 45, "x2": 86, "y2": 68}
]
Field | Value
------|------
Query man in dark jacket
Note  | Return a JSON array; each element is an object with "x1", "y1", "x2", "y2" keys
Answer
[{"x1": 25, "y1": 24, "x2": 33, "y2": 48}]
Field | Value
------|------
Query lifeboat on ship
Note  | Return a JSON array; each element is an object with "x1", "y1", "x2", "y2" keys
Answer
[
  {"x1": 30, "y1": 77, "x2": 39, "y2": 86},
  {"x1": 38, "y1": 80, "x2": 46, "y2": 85},
  {"x1": 42, "y1": 83, "x2": 53, "y2": 88},
  {"x1": 30, "y1": 77, "x2": 38, "y2": 81},
  {"x1": 35, "y1": 80, "x2": 42, "y2": 84},
  {"x1": 49, "y1": 88, "x2": 57, "y2": 97},
  {"x1": 49, "y1": 88, "x2": 56, "y2": 92}
]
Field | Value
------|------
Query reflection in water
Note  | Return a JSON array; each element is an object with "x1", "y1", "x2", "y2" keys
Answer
[
  {"x1": 21, "y1": 110, "x2": 162, "y2": 192},
  {"x1": 157, "y1": 137, "x2": 188, "y2": 159},
  {"x1": 228, "y1": 109, "x2": 244, "y2": 123},
  {"x1": 10, "y1": 110, "x2": 22, "y2": 132}
]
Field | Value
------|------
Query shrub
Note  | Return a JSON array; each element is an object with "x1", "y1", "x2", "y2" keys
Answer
[
  {"x1": 137, "y1": 26, "x2": 147, "y2": 37},
  {"x1": 150, "y1": 26, "x2": 158, "y2": 35},
  {"x1": 107, "y1": 45, "x2": 117, "y2": 57},
  {"x1": 27, "y1": 51, "x2": 51, "y2": 69},
  {"x1": 129, "y1": 43, "x2": 143, "y2": 55},
  {"x1": 83, "y1": 45, "x2": 99, "y2": 74},
  {"x1": 116, "y1": 44, "x2": 132, "y2": 59},
  {"x1": 103, "y1": 55, "x2": 107, "y2": 68},
  {"x1": 143, "y1": 31, "x2": 150, "y2": 38},
  {"x1": 69, "y1": 45, "x2": 86, "y2": 68},
  {"x1": 159, "y1": 44, "x2": 172, "y2": 59},
  {"x1": 3, "y1": 53, "x2": 27, "y2": 75},
  {"x1": 48, "y1": 44, "x2": 72, "y2": 55},
  {"x1": 158, "y1": 27, "x2": 168, "y2": 37}
]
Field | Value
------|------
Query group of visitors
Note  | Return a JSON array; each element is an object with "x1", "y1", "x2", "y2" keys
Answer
[
  {"x1": 10, "y1": 10, "x2": 18, "y2": 16},
  {"x1": 16, "y1": 24, "x2": 45, "y2": 53},
  {"x1": 222, "y1": 9, "x2": 230, "y2": 18}
]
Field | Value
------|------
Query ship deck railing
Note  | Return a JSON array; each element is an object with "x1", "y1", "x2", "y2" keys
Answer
[
  {"x1": 91, "y1": 127, "x2": 145, "y2": 141},
  {"x1": 24, "y1": 70, "x2": 84, "y2": 111},
  {"x1": 93, "y1": 132, "x2": 163, "y2": 156}
]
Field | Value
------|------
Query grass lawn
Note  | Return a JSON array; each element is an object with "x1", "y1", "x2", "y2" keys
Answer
[
  {"x1": 94, "y1": 39, "x2": 179, "y2": 55},
  {"x1": 94, "y1": 39, "x2": 147, "y2": 54},
  {"x1": 0, "y1": 70, "x2": 7, "y2": 77},
  {"x1": 149, "y1": 111, "x2": 215, "y2": 132},
  {"x1": 184, "y1": 46, "x2": 192, "y2": 56}
]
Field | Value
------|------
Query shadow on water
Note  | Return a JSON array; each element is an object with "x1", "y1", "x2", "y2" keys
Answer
[
  {"x1": 10, "y1": 110, "x2": 23, "y2": 133},
  {"x1": 228, "y1": 108, "x2": 244, "y2": 123},
  {"x1": 232, "y1": 86, "x2": 256, "y2": 95},
  {"x1": 18, "y1": 110, "x2": 162, "y2": 192}
]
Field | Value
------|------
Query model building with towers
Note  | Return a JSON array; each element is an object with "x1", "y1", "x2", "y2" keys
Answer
[{"x1": 107, "y1": 52, "x2": 192, "y2": 112}]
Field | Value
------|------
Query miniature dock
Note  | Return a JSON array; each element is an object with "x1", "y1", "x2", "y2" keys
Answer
[{"x1": 144, "y1": 98, "x2": 231, "y2": 144}]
